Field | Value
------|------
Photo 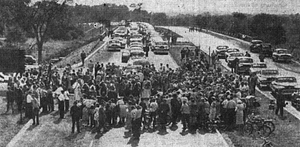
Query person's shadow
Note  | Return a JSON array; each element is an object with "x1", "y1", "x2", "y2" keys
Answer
[{"x1": 53, "y1": 118, "x2": 63, "y2": 124}]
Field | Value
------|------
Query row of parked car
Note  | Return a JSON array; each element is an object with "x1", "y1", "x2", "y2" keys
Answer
[
  {"x1": 215, "y1": 45, "x2": 300, "y2": 109},
  {"x1": 249, "y1": 40, "x2": 293, "y2": 63}
]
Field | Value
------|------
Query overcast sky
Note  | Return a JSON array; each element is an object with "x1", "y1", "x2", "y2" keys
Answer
[{"x1": 72, "y1": 0, "x2": 300, "y2": 15}]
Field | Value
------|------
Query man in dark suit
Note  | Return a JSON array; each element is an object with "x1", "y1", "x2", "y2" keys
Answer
[{"x1": 70, "y1": 101, "x2": 81, "y2": 133}]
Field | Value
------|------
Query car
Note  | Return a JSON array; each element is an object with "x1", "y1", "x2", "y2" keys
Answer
[
  {"x1": 250, "y1": 40, "x2": 263, "y2": 53},
  {"x1": 107, "y1": 40, "x2": 122, "y2": 51},
  {"x1": 224, "y1": 48, "x2": 240, "y2": 60},
  {"x1": 130, "y1": 37, "x2": 143, "y2": 44},
  {"x1": 226, "y1": 52, "x2": 244, "y2": 64},
  {"x1": 0, "y1": 72, "x2": 10, "y2": 82},
  {"x1": 152, "y1": 41, "x2": 169, "y2": 54},
  {"x1": 176, "y1": 37, "x2": 193, "y2": 45},
  {"x1": 249, "y1": 62, "x2": 267, "y2": 74},
  {"x1": 129, "y1": 42, "x2": 144, "y2": 48},
  {"x1": 260, "y1": 43, "x2": 272, "y2": 57},
  {"x1": 270, "y1": 76, "x2": 299, "y2": 100},
  {"x1": 114, "y1": 29, "x2": 127, "y2": 38},
  {"x1": 25, "y1": 55, "x2": 37, "y2": 65},
  {"x1": 121, "y1": 50, "x2": 130, "y2": 63},
  {"x1": 123, "y1": 65, "x2": 142, "y2": 75},
  {"x1": 215, "y1": 45, "x2": 229, "y2": 59},
  {"x1": 272, "y1": 48, "x2": 292, "y2": 62},
  {"x1": 256, "y1": 69, "x2": 279, "y2": 89},
  {"x1": 235, "y1": 57, "x2": 254, "y2": 74},
  {"x1": 291, "y1": 90, "x2": 300, "y2": 110},
  {"x1": 113, "y1": 37, "x2": 126, "y2": 49}
]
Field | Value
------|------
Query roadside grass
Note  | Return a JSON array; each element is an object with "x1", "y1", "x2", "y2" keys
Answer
[{"x1": 0, "y1": 97, "x2": 29, "y2": 147}]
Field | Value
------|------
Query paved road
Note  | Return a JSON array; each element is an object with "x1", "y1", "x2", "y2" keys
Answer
[
  {"x1": 163, "y1": 26, "x2": 300, "y2": 120},
  {"x1": 7, "y1": 24, "x2": 230, "y2": 147}
]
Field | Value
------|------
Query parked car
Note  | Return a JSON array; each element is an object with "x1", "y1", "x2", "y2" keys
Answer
[
  {"x1": 235, "y1": 57, "x2": 254, "y2": 75},
  {"x1": 249, "y1": 62, "x2": 267, "y2": 74},
  {"x1": 25, "y1": 55, "x2": 37, "y2": 65},
  {"x1": 176, "y1": 37, "x2": 193, "y2": 45},
  {"x1": 226, "y1": 52, "x2": 244, "y2": 65},
  {"x1": 257, "y1": 68, "x2": 279, "y2": 89},
  {"x1": 113, "y1": 37, "x2": 126, "y2": 49},
  {"x1": 224, "y1": 48, "x2": 240, "y2": 60},
  {"x1": 121, "y1": 50, "x2": 130, "y2": 63},
  {"x1": 250, "y1": 40, "x2": 263, "y2": 53},
  {"x1": 270, "y1": 76, "x2": 299, "y2": 100},
  {"x1": 215, "y1": 45, "x2": 229, "y2": 59},
  {"x1": 291, "y1": 90, "x2": 300, "y2": 110},
  {"x1": 152, "y1": 40, "x2": 169, "y2": 54},
  {"x1": 260, "y1": 43, "x2": 272, "y2": 57},
  {"x1": 129, "y1": 42, "x2": 144, "y2": 48},
  {"x1": 272, "y1": 48, "x2": 292, "y2": 62},
  {"x1": 107, "y1": 40, "x2": 122, "y2": 51}
]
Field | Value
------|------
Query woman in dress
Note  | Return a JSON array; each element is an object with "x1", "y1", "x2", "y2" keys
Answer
[{"x1": 236, "y1": 100, "x2": 246, "y2": 135}]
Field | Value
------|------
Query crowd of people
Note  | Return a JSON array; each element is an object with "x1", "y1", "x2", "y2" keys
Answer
[{"x1": 5, "y1": 41, "x2": 261, "y2": 141}]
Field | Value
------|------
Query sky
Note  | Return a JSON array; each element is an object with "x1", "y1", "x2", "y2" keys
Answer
[{"x1": 54, "y1": 0, "x2": 300, "y2": 15}]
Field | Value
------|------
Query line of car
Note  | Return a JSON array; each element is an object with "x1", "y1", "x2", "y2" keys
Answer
[{"x1": 216, "y1": 45, "x2": 300, "y2": 108}]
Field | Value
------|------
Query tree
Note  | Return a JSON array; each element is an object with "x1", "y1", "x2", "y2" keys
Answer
[{"x1": 3, "y1": 0, "x2": 70, "y2": 64}]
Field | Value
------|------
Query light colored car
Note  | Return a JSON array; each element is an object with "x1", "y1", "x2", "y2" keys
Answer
[
  {"x1": 224, "y1": 48, "x2": 240, "y2": 60},
  {"x1": 107, "y1": 40, "x2": 122, "y2": 51},
  {"x1": 0, "y1": 72, "x2": 10, "y2": 82},
  {"x1": 25, "y1": 55, "x2": 37, "y2": 65},
  {"x1": 215, "y1": 45, "x2": 229, "y2": 59},
  {"x1": 270, "y1": 76, "x2": 299, "y2": 99},
  {"x1": 113, "y1": 37, "x2": 126, "y2": 49},
  {"x1": 272, "y1": 48, "x2": 292, "y2": 62},
  {"x1": 235, "y1": 57, "x2": 254, "y2": 74},
  {"x1": 249, "y1": 62, "x2": 267, "y2": 74},
  {"x1": 176, "y1": 37, "x2": 193, "y2": 45},
  {"x1": 129, "y1": 42, "x2": 144, "y2": 48},
  {"x1": 257, "y1": 68, "x2": 279, "y2": 89},
  {"x1": 226, "y1": 52, "x2": 244, "y2": 63},
  {"x1": 152, "y1": 41, "x2": 169, "y2": 54}
]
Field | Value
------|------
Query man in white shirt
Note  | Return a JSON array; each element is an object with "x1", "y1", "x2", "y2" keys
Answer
[
  {"x1": 58, "y1": 91, "x2": 65, "y2": 119},
  {"x1": 149, "y1": 99, "x2": 158, "y2": 129},
  {"x1": 64, "y1": 90, "x2": 70, "y2": 112},
  {"x1": 26, "y1": 91, "x2": 34, "y2": 118}
]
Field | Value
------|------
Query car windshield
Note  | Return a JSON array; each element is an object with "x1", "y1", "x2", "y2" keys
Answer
[
  {"x1": 132, "y1": 34, "x2": 142, "y2": 38},
  {"x1": 227, "y1": 49, "x2": 239, "y2": 53},
  {"x1": 261, "y1": 70, "x2": 278, "y2": 75},
  {"x1": 156, "y1": 42, "x2": 168, "y2": 46},
  {"x1": 239, "y1": 58, "x2": 253, "y2": 63},
  {"x1": 252, "y1": 64, "x2": 267, "y2": 68},
  {"x1": 217, "y1": 46, "x2": 228, "y2": 50},
  {"x1": 229, "y1": 53, "x2": 243, "y2": 57},
  {"x1": 276, "y1": 77, "x2": 296, "y2": 83},
  {"x1": 277, "y1": 50, "x2": 287, "y2": 54}
]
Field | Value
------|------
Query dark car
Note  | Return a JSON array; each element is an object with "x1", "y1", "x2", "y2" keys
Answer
[
  {"x1": 25, "y1": 55, "x2": 37, "y2": 65},
  {"x1": 250, "y1": 40, "x2": 263, "y2": 53},
  {"x1": 260, "y1": 43, "x2": 272, "y2": 57}
]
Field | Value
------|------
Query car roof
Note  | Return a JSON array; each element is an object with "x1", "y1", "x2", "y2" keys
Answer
[
  {"x1": 251, "y1": 40, "x2": 263, "y2": 43},
  {"x1": 275, "y1": 48, "x2": 287, "y2": 51}
]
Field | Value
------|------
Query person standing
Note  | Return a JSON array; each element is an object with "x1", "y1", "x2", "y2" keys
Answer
[
  {"x1": 6, "y1": 87, "x2": 14, "y2": 113},
  {"x1": 180, "y1": 100, "x2": 190, "y2": 132},
  {"x1": 157, "y1": 98, "x2": 170, "y2": 133},
  {"x1": 235, "y1": 100, "x2": 246, "y2": 134},
  {"x1": 70, "y1": 101, "x2": 81, "y2": 133},
  {"x1": 32, "y1": 95, "x2": 40, "y2": 125},
  {"x1": 170, "y1": 94, "x2": 181, "y2": 128},
  {"x1": 149, "y1": 98, "x2": 158, "y2": 130},
  {"x1": 144, "y1": 43, "x2": 150, "y2": 57},
  {"x1": 181, "y1": 48, "x2": 186, "y2": 61},
  {"x1": 64, "y1": 90, "x2": 70, "y2": 112},
  {"x1": 275, "y1": 94, "x2": 285, "y2": 118},
  {"x1": 80, "y1": 51, "x2": 87, "y2": 67},
  {"x1": 132, "y1": 105, "x2": 142, "y2": 140},
  {"x1": 58, "y1": 90, "x2": 65, "y2": 119},
  {"x1": 26, "y1": 91, "x2": 33, "y2": 119},
  {"x1": 226, "y1": 97, "x2": 237, "y2": 131},
  {"x1": 259, "y1": 53, "x2": 265, "y2": 62}
]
